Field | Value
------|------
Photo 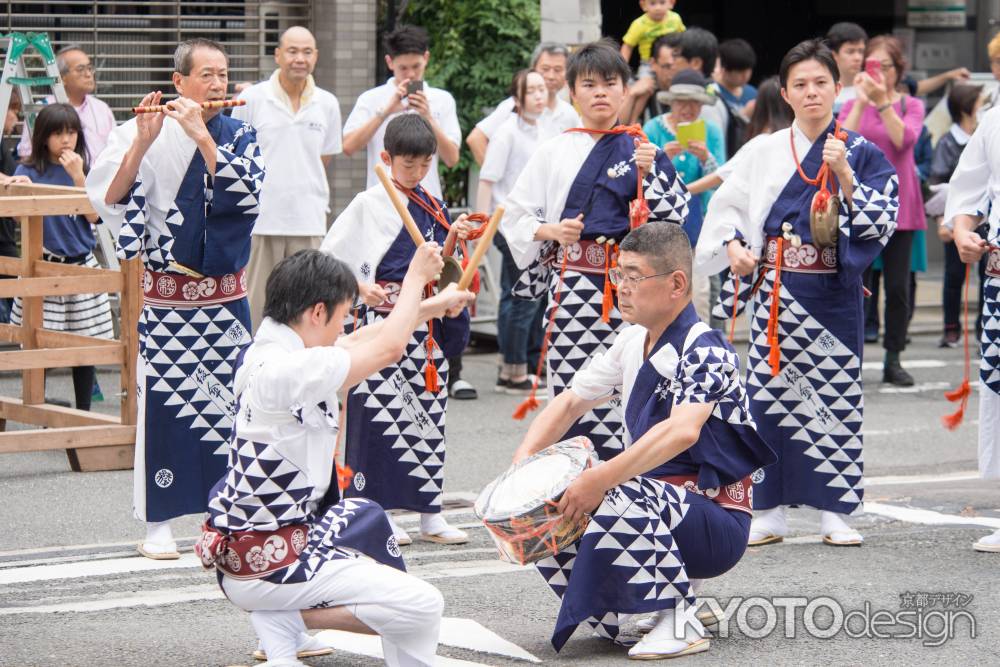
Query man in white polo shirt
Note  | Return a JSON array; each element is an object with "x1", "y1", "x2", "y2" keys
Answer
[
  {"x1": 466, "y1": 42, "x2": 579, "y2": 166},
  {"x1": 232, "y1": 26, "x2": 342, "y2": 330},
  {"x1": 341, "y1": 24, "x2": 460, "y2": 200}
]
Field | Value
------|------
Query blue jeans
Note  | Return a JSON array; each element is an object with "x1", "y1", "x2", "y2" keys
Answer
[{"x1": 495, "y1": 234, "x2": 542, "y2": 366}]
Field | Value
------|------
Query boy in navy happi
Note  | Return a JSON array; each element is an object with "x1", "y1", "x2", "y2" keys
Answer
[
  {"x1": 201, "y1": 248, "x2": 473, "y2": 666},
  {"x1": 501, "y1": 41, "x2": 690, "y2": 462},
  {"x1": 696, "y1": 40, "x2": 899, "y2": 547},
  {"x1": 512, "y1": 222, "x2": 774, "y2": 659},
  {"x1": 322, "y1": 114, "x2": 473, "y2": 546},
  {"x1": 88, "y1": 38, "x2": 265, "y2": 559}
]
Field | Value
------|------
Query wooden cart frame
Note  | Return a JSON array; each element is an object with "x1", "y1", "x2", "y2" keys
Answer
[{"x1": 0, "y1": 181, "x2": 139, "y2": 471}]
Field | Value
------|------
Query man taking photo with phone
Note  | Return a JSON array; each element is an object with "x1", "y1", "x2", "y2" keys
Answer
[{"x1": 342, "y1": 24, "x2": 460, "y2": 200}]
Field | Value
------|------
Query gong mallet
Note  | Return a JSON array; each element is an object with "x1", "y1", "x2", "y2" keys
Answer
[
  {"x1": 456, "y1": 207, "x2": 504, "y2": 291},
  {"x1": 373, "y1": 163, "x2": 463, "y2": 284}
]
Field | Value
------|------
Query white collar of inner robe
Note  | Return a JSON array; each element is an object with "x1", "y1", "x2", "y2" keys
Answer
[{"x1": 949, "y1": 123, "x2": 971, "y2": 146}]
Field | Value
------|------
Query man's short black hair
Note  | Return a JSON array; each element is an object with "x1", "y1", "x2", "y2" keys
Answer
[
  {"x1": 678, "y1": 28, "x2": 718, "y2": 78},
  {"x1": 651, "y1": 32, "x2": 683, "y2": 62},
  {"x1": 825, "y1": 22, "x2": 868, "y2": 52},
  {"x1": 263, "y1": 250, "x2": 358, "y2": 325},
  {"x1": 384, "y1": 25, "x2": 429, "y2": 58},
  {"x1": 383, "y1": 114, "x2": 437, "y2": 158},
  {"x1": 567, "y1": 39, "x2": 631, "y2": 91},
  {"x1": 719, "y1": 38, "x2": 756, "y2": 72},
  {"x1": 619, "y1": 221, "x2": 692, "y2": 293},
  {"x1": 779, "y1": 39, "x2": 840, "y2": 89}
]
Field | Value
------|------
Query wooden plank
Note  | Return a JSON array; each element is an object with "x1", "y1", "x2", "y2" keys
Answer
[
  {"x1": 0, "y1": 274, "x2": 123, "y2": 299},
  {"x1": 36, "y1": 329, "x2": 118, "y2": 349},
  {"x1": 0, "y1": 195, "x2": 95, "y2": 217},
  {"x1": 0, "y1": 326, "x2": 117, "y2": 349},
  {"x1": 0, "y1": 345, "x2": 124, "y2": 370},
  {"x1": 21, "y1": 216, "x2": 44, "y2": 405},
  {"x1": 0, "y1": 256, "x2": 20, "y2": 276},
  {"x1": 1, "y1": 182, "x2": 85, "y2": 197},
  {"x1": 0, "y1": 425, "x2": 135, "y2": 454},
  {"x1": 33, "y1": 259, "x2": 121, "y2": 279},
  {"x1": 67, "y1": 444, "x2": 135, "y2": 472},
  {"x1": 0, "y1": 397, "x2": 120, "y2": 428},
  {"x1": 0, "y1": 323, "x2": 21, "y2": 344},
  {"x1": 120, "y1": 259, "x2": 142, "y2": 426}
]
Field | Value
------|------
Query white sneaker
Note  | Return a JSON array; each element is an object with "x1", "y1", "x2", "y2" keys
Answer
[
  {"x1": 973, "y1": 528, "x2": 1000, "y2": 553},
  {"x1": 419, "y1": 513, "x2": 469, "y2": 545},
  {"x1": 820, "y1": 511, "x2": 863, "y2": 546},
  {"x1": 253, "y1": 633, "x2": 333, "y2": 661},
  {"x1": 628, "y1": 607, "x2": 709, "y2": 659},
  {"x1": 748, "y1": 506, "x2": 787, "y2": 546},
  {"x1": 386, "y1": 513, "x2": 412, "y2": 546}
]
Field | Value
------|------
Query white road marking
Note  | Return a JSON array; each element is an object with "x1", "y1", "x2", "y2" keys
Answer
[
  {"x1": 865, "y1": 470, "x2": 982, "y2": 486},
  {"x1": 0, "y1": 552, "x2": 202, "y2": 585},
  {"x1": 864, "y1": 502, "x2": 1000, "y2": 529},
  {"x1": 313, "y1": 629, "x2": 489, "y2": 666},
  {"x1": 861, "y1": 359, "x2": 952, "y2": 371},
  {"x1": 437, "y1": 617, "x2": 541, "y2": 663},
  {"x1": 877, "y1": 381, "x2": 979, "y2": 394},
  {"x1": 0, "y1": 552, "x2": 528, "y2": 587},
  {"x1": 0, "y1": 584, "x2": 223, "y2": 615},
  {"x1": 315, "y1": 617, "x2": 541, "y2": 665},
  {"x1": 863, "y1": 421, "x2": 979, "y2": 437}
]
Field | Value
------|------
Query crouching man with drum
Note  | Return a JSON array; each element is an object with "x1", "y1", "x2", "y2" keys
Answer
[{"x1": 510, "y1": 222, "x2": 775, "y2": 659}]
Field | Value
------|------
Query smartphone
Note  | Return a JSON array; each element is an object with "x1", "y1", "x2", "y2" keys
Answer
[
  {"x1": 406, "y1": 80, "x2": 424, "y2": 96},
  {"x1": 864, "y1": 58, "x2": 882, "y2": 83}
]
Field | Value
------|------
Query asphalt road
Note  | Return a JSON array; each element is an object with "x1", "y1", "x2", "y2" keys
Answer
[{"x1": 1, "y1": 332, "x2": 998, "y2": 666}]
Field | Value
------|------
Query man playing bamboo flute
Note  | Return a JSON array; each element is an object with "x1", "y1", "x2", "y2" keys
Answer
[
  {"x1": 87, "y1": 38, "x2": 265, "y2": 559},
  {"x1": 500, "y1": 40, "x2": 690, "y2": 461},
  {"x1": 696, "y1": 39, "x2": 899, "y2": 547}
]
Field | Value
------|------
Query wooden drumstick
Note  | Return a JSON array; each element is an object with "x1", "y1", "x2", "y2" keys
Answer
[
  {"x1": 374, "y1": 163, "x2": 426, "y2": 248},
  {"x1": 456, "y1": 207, "x2": 503, "y2": 291},
  {"x1": 133, "y1": 98, "x2": 246, "y2": 114}
]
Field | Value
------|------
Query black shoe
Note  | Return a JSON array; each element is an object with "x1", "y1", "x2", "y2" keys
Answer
[
  {"x1": 864, "y1": 328, "x2": 878, "y2": 344},
  {"x1": 495, "y1": 376, "x2": 509, "y2": 392},
  {"x1": 938, "y1": 331, "x2": 960, "y2": 348},
  {"x1": 882, "y1": 361, "x2": 914, "y2": 387}
]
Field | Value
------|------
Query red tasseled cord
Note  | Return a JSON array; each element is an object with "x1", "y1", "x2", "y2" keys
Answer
[
  {"x1": 601, "y1": 242, "x2": 613, "y2": 323},
  {"x1": 514, "y1": 253, "x2": 570, "y2": 420},
  {"x1": 728, "y1": 274, "x2": 740, "y2": 344},
  {"x1": 425, "y1": 317, "x2": 440, "y2": 394},
  {"x1": 767, "y1": 238, "x2": 784, "y2": 377},
  {"x1": 942, "y1": 263, "x2": 972, "y2": 429}
]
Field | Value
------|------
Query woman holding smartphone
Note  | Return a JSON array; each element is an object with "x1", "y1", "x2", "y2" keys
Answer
[{"x1": 839, "y1": 34, "x2": 926, "y2": 387}]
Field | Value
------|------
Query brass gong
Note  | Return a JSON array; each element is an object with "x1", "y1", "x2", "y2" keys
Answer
[{"x1": 809, "y1": 192, "x2": 840, "y2": 249}]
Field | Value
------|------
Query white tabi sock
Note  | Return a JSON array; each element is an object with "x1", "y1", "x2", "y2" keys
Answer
[
  {"x1": 385, "y1": 513, "x2": 410, "y2": 541},
  {"x1": 420, "y1": 513, "x2": 458, "y2": 536},
  {"x1": 143, "y1": 520, "x2": 176, "y2": 552},
  {"x1": 749, "y1": 506, "x2": 788, "y2": 539},
  {"x1": 820, "y1": 511, "x2": 863, "y2": 544},
  {"x1": 250, "y1": 610, "x2": 307, "y2": 665}
]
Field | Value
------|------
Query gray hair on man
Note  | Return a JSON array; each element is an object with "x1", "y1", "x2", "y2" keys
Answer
[
  {"x1": 619, "y1": 222, "x2": 693, "y2": 293},
  {"x1": 55, "y1": 44, "x2": 86, "y2": 75},
  {"x1": 530, "y1": 41, "x2": 570, "y2": 67},
  {"x1": 173, "y1": 37, "x2": 227, "y2": 75}
]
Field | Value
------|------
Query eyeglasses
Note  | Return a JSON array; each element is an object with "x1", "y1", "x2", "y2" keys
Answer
[
  {"x1": 70, "y1": 64, "x2": 95, "y2": 75},
  {"x1": 608, "y1": 267, "x2": 673, "y2": 289}
]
